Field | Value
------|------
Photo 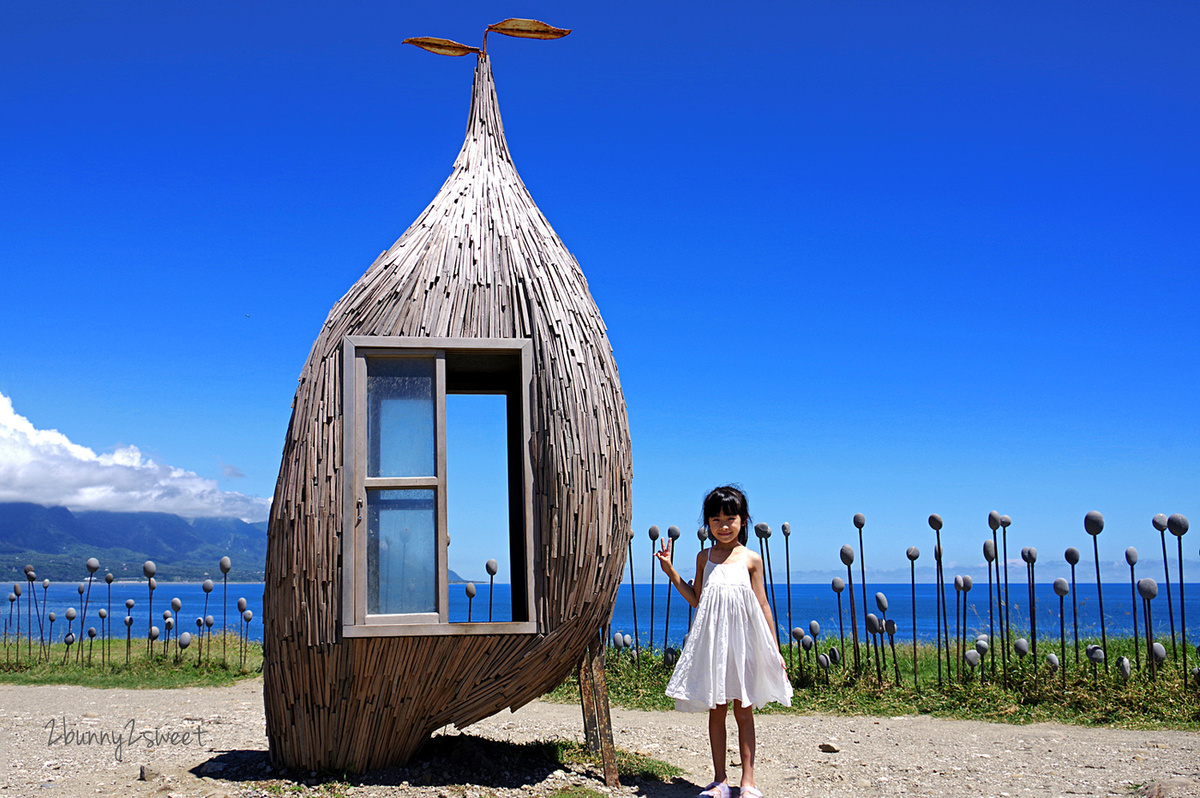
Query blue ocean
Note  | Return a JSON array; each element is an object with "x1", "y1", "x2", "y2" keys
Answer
[{"x1": 17, "y1": 578, "x2": 1200, "y2": 650}]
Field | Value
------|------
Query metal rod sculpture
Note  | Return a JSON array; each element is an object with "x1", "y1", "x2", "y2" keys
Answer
[
  {"x1": 831, "y1": 576, "x2": 846, "y2": 669},
  {"x1": 840, "y1": 545, "x2": 860, "y2": 671},
  {"x1": 145, "y1": 563, "x2": 158, "y2": 657},
  {"x1": 177, "y1": 630, "x2": 190, "y2": 664},
  {"x1": 1152, "y1": 514, "x2": 1176, "y2": 660},
  {"x1": 104, "y1": 573, "x2": 113, "y2": 665},
  {"x1": 906, "y1": 546, "x2": 920, "y2": 688},
  {"x1": 627, "y1": 530, "x2": 639, "y2": 669},
  {"x1": 761, "y1": 523, "x2": 780, "y2": 646},
  {"x1": 929, "y1": 514, "x2": 949, "y2": 687},
  {"x1": 1024, "y1": 548, "x2": 1037, "y2": 666},
  {"x1": 854, "y1": 513, "x2": 868, "y2": 650},
  {"x1": 983, "y1": 539, "x2": 997, "y2": 678},
  {"x1": 42, "y1": 579, "x2": 51, "y2": 661},
  {"x1": 875, "y1": 592, "x2": 890, "y2": 680},
  {"x1": 237, "y1": 597, "x2": 249, "y2": 668},
  {"x1": 97, "y1": 608, "x2": 108, "y2": 665},
  {"x1": 1126, "y1": 547, "x2": 1141, "y2": 671},
  {"x1": 63, "y1": 607, "x2": 76, "y2": 665},
  {"x1": 24, "y1": 566, "x2": 35, "y2": 662},
  {"x1": 791, "y1": 627, "x2": 806, "y2": 681},
  {"x1": 1167, "y1": 514, "x2": 1189, "y2": 680},
  {"x1": 485, "y1": 558, "x2": 498, "y2": 623},
  {"x1": 47, "y1": 612, "x2": 55, "y2": 656},
  {"x1": 5, "y1": 592, "x2": 13, "y2": 664},
  {"x1": 663, "y1": 525, "x2": 680, "y2": 649},
  {"x1": 1138, "y1": 578, "x2": 1158, "y2": 680},
  {"x1": 171, "y1": 598, "x2": 183, "y2": 657},
  {"x1": 648, "y1": 525, "x2": 660, "y2": 653},
  {"x1": 975, "y1": 636, "x2": 989, "y2": 685},
  {"x1": 999, "y1": 514, "x2": 1014, "y2": 681},
  {"x1": 1065, "y1": 546, "x2": 1081, "y2": 665},
  {"x1": 754, "y1": 523, "x2": 779, "y2": 643},
  {"x1": 783, "y1": 522, "x2": 793, "y2": 670},
  {"x1": 961, "y1": 575, "x2": 974, "y2": 678},
  {"x1": 11, "y1": 583, "x2": 20, "y2": 666},
  {"x1": 866, "y1": 613, "x2": 883, "y2": 684},
  {"x1": 80, "y1": 557, "x2": 99, "y2": 664},
  {"x1": 1050, "y1": 579, "x2": 1067, "y2": 683},
  {"x1": 987, "y1": 512, "x2": 1004, "y2": 683},
  {"x1": 953, "y1": 575, "x2": 964, "y2": 682},
  {"x1": 885, "y1": 618, "x2": 901, "y2": 685},
  {"x1": 195, "y1": 617, "x2": 204, "y2": 664},
  {"x1": 124, "y1": 599, "x2": 134, "y2": 664},
  {"x1": 242, "y1": 610, "x2": 254, "y2": 666},
  {"x1": 220, "y1": 556, "x2": 232, "y2": 665},
  {"x1": 1084, "y1": 511, "x2": 1108, "y2": 670}
]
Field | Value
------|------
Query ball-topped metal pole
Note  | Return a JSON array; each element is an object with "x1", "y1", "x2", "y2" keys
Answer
[
  {"x1": 1023, "y1": 547, "x2": 1038, "y2": 666},
  {"x1": 755, "y1": 522, "x2": 780, "y2": 646},
  {"x1": 627, "y1": 528, "x2": 639, "y2": 669},
  {"x1": 982, "y1": 538, "x2": 997, "y2": 679},
  {"x1": 648, "y1": 525, "x2": 660, "y2": 653},
  {"x1": 929, "y1": 514, "x2": 949, "y2": 687},
  {"x1": 831, "y1": 576, "x2": 846, "y2": 669},
  {"x1": 998, "y1": 513, "x2": 1014, "y2": 681},
  {"x1": 79, "y1": 557, "x2": 99, "y2": 664},
  {"x1": 1125, "y1": 547, "x2": 1141, "y2": 671},
  {"x1": 1065, "y1": 546, "x2": 1081, "y2": 666},
  {"x1": 143, "y1": 561, "x2": 157, "y2": 657},
  {"x1": 1151, "y1": 514, "x2": 1176, "y2": 661},
  {"x1": 485, "y1": 558, "x2": 499, "y2": 623},
  {"x1": 1138, "y1": 577, "x2": 1158, "y2": 681},
  {"x1": 840, "y1": 545, "x2": 860, "y2": 672},
  {"x1": 1167, "y1": 513, "x2": 1189, "y2": 680},
  {"x1": 782, "y1": 522, "x2": 793, "y2": 670},
  {"x1": 663, "y1": 525, "x2": 680, "y2": 649},
  {"x1": 1053, "y1": 577, "x2": 1069, "y2": 687},
  {"x1": 853, "y1": 513, "x2": 868, "y2": 651},
  {"x1": 907, "y1": 546, "x2": 920, "y2": 688},
  {"x1": 220, "y1": 556, "x2": 232, "y2": 666},
  {"x1": 1084, "y1": 511, "x2": 1108, "y2": 670}
]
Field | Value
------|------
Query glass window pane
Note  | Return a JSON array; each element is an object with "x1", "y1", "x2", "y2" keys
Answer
[
  {"x1": 366, "y1": 489, "x2": 436, "y2": 615},
  {"x1": 367, "y1": 357, "x2": 435, "y2": 478}
]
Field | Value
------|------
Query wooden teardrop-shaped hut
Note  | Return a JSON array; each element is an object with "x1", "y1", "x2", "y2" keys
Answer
[{"x1": 263, "y1": 28, "x2": 633, "y2": 772}]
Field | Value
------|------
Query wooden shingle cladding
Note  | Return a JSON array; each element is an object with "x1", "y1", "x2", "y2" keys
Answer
[{"x1": 263, "y1": 54, "x2": 633, "y2": 771}]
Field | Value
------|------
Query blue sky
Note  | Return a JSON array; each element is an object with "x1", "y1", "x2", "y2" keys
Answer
[{"x1": 1, "y1": 2, "x2": 1197, "y2": 581}]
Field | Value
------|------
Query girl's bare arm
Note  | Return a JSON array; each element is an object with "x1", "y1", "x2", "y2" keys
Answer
[{"x1": 654, "y1": 541, "x2": 705, "y2": 608}]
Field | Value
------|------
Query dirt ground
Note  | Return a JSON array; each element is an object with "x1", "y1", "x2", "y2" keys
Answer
[{"x1": 1, "y1": 678, "x2": 1198, "y2": 798}]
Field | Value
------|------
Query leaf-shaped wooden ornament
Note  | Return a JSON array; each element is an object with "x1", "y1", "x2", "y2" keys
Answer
[
  {"x1": 403, "y1": 37, "x2": 481, "y2": 56},
  {"x1": 486, "y1": 18, "x2": 571, "y2": 39}
]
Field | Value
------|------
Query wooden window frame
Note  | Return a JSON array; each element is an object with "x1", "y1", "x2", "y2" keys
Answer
[{"x1": 341, "y1": 336, "x2": 537, "y2": 637}]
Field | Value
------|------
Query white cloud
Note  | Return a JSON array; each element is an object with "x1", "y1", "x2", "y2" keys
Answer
[{"x1": 0, "y1": 391, "x2": 271, "y2": 522}]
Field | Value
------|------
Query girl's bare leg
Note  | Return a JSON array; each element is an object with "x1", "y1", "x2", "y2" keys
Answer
[
  {"x1": 708, "y1": 704, "x2": 729, "y2": 787},
  {"x1": 732, "y1": 700, "x2": 757, "y2": 790}
]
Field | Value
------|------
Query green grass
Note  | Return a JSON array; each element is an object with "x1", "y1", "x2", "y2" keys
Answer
[
  {"x1": 0, "y1": 632, "x2": 262, "y2": 688},
  {"x1": 549, "y1": 635, "x2": 1200, "y2": 730}
]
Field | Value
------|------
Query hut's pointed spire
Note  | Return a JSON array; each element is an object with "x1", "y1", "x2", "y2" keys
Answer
[{"x1": 455, "y1": 55, "x2": 515, "y2": 171}]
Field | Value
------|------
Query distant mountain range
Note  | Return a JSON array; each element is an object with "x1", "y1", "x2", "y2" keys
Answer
[{"x1": 0, "y1": 502, "x2": 268, "y2": 582}]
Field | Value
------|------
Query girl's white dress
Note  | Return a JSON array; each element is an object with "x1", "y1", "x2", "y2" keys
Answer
[{"x1": 665, "y1": 549, "x2": 794, "y2": 712}]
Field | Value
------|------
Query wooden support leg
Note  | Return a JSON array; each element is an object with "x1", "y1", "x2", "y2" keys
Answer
[{"x1": 578, "y1": 632, "x2": 620, "y2": 788}]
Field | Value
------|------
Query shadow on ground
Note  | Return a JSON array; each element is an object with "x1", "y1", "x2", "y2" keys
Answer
[{"x1": 191, "y1": 734, "x2": 695, "y2": 794}]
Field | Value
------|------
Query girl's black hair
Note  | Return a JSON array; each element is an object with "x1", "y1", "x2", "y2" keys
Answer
[{"x1": 702, "y1": 485, "x2": 751, "y2": 545}]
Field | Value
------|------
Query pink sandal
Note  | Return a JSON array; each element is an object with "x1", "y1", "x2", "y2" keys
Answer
[
  {"x1": 740, "y1": 788, "x2": 764, "y2": 798},
  {"x1": 699, "y1": 783, "x2": 731, "y2": 798}
]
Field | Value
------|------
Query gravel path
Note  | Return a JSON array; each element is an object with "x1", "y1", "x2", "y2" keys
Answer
[{"x1": 1, "y1": 678, "x2": 1198, "y2": 798}]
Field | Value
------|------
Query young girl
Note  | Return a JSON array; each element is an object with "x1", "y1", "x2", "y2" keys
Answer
[{"x1": 654, "y1": 485, "x2": 791, "y2": 798}]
